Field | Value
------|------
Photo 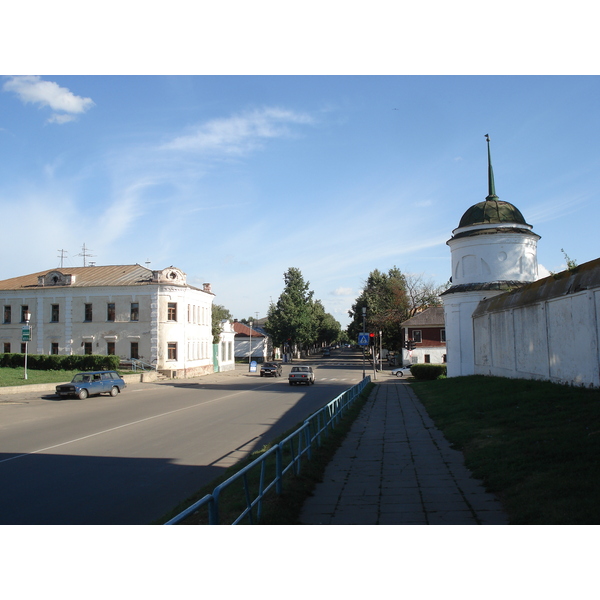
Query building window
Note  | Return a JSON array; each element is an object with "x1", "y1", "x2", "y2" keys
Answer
[
  {"x1": 167, "y1": 303, "x2": 177, "y2": 321},
  {"x1": 84, "y1": 304, "x2": 93, "y2": 322},
  {"x1": 130, "y1": 302, "x2": 139, "y2": 322},
  {"x1": 424, "y1": 354, "x2": 431, "y2": 363},
  {"x1": 130, "y1": 342, "x2": 139, "y2": 359},
  {"x1": 84, "y1": 342, "x2": 93, "y2": 355},
  {"x1": 107, "y1": 303, "x2": 115, "y2": 322},
  {"x1": 442, "y1": 354, "x2": 447, "y2": 363},
  {"x1": 51, "y1": 304, "x2": 59, "y2": 323},
  {"x1": 440, "y1": 329, "x2": 446, "y2": 342},
  {"x1": 3, "y1": 342, "x2": 10, "y2": 353},
  {"x1": 51, "y1": 343, "x2": 59, "y2": 355},
  {"x1": 413, "y1": 330, "x2": 422, "y2": 343},
  {"x1": 167, "y1": 342, "x2": 177, "y2": 360},
  {"x1": 3, "y1": 306, "x2": 11, "y2": 324},
  {"x1": 21, "y1": 305, "x2": 29, "y2": 323},
  {"x1": 107, "y1": 342, "x2": 115, "y2": 355}
]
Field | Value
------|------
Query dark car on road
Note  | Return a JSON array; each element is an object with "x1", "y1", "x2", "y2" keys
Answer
[
  {"x1": 260, "y1": 362, "x2": 283, "y2": 377},
  {"x1": 56, "y1": 370, "x2": 126, "y2": 399}
]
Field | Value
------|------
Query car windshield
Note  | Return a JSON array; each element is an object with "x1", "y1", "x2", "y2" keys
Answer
[
  {"x1": 72, "y1": 373, "x2": 92, "y2": 383},
  {"x1": 291, "y1": 367, "x2": 310, "y2": 372}
]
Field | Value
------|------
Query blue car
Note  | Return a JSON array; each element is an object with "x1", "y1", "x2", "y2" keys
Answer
[{"x1": 56, "y1": 370, "x2": 126, "y2": 399}]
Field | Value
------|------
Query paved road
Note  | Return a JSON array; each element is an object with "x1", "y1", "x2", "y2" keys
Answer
[{"x1": 0, "y1": 351, "x2": 363, "y2": 524}]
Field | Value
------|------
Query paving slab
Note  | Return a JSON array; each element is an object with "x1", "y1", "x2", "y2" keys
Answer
[{"x1": 299, "y1": 377, "x2": 510, "y2": 525}]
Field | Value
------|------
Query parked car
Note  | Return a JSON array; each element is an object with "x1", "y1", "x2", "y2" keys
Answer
[
  {"x1": 288, "y1": 366, "x2": 315, "y2": 385},
  {"x1": 391, "y1": 366, "x2": 412, "y2": 378},
  {"x1": 56, "y1": 371, "x2": 126, "y2": 399},
  {"x1": 260, "y1": 362, "x2": 282, "y2": 377}
]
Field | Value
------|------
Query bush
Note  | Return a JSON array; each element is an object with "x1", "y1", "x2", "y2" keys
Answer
[
  {"x1": 410, "y1": 364, "x2": 447, "y2": 380},
  {"x1": 0, "y1": 353, "x2": 120, "y2": 371}
]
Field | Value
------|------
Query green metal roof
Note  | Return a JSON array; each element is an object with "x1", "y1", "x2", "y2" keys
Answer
[
  {"x1": 458, "y1": 199, "x2": 529, "y2": 228},
  {"x1": 458, "y1": 135, "x2": 530, "y2": 229}
]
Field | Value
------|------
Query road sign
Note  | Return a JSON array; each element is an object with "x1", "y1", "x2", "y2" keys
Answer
[
  {"x1": 358, "y1": 332, "x2": 369, "y2": 346},
  {"x1": 22, "y1": 326, "x2": 31, "y2": 342}
]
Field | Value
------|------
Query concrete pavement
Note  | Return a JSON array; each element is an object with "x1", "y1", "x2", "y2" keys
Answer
[{"x1": 299, "y1": 375, "x2": 509, "y2": 525}]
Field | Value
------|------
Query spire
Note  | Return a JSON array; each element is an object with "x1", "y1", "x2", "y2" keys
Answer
[{"x1": 485, "y1": 134, "x2": 499, "y2": 200}]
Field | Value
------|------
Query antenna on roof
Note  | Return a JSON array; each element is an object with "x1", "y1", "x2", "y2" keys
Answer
[
  {"x1": 76, "y1": 243, "x2": 96, "y2": 267},
  {"x1": 145, "y1": 259, "x2": 151, "y2": 267},
  {"x1": 57, "y1": 249, "x2": 68, "y2": 268}
]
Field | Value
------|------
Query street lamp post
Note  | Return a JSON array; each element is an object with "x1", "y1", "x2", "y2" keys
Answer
[
  {"x1": 23, "y1": 310, "x2": 32, "y2": 380},
  {"x1": 248, "y1": 319, "x2": 253, "y2": 371},
  {"x1": 362, "y1": 307, "x2": 366, "y2": 379}
]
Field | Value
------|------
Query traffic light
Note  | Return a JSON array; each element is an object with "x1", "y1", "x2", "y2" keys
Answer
[
  {"x1": 403, "y1": 340, "x2": 408, "y2": 350},
  {"x1": 409, "y1": 340, "x2": 416, "y2": 351},
  {"x1": 369, "y1": 332, "x2": 375, "y2": 346}
]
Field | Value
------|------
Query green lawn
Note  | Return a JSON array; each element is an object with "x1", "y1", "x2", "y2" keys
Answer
[
  {"x1": 411, "y1": 375, "x2": 600, "y2": 524},
  {"x1": 0, "y1": 367, "x2": 81, "y2": 387}
]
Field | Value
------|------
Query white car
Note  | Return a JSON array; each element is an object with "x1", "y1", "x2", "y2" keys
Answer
[
  {"x1": 288, "y1": 366, "x2": 315, "y2": 385},
  {"x1": 391, "y1": 366, "x2": 411, "y2": 377}
]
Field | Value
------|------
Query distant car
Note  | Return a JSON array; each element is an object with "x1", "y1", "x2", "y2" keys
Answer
[
  {"x1": 391, "y1": 366, "x2": 412, "y2": 378},
  {"x1": 260, "y1": 362, "x2": 282, "y2": 377},
  {"x1": 56, "y1": 370, "x2": 126, "y2": 399},
  {"x1": 288, "y1": 366, "x2": 315, "y2": 385},
  {"x1": 322, "y1": 348, "x2": 331, "y2": 356}
]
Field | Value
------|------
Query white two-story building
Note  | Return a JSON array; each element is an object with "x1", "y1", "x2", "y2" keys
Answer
[{"x1": 0, "y1": 264, "x2": 215, "y2": 378}]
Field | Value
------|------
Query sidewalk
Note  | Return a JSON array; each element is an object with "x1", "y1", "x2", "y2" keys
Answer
[{"x1": 299, "y1": 377, "x2": 509, "y2": 525}]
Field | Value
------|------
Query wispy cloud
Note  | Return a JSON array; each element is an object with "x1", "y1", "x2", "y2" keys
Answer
[
  {"x1": 162, "y1": 107, "x2": 314, "y2": 155},
  {"x1": 2, "y1": 75, "x2": 94, "y2": 124}
]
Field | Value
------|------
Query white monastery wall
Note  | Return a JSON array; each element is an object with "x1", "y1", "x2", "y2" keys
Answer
[{"x1": 473, "y1": 283, "x2": 600, "y2": 387}]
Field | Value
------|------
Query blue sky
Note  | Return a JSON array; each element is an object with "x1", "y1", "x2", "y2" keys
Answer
[{"x1": 1, "y1": 75, "x2": 600, "y2": 327}]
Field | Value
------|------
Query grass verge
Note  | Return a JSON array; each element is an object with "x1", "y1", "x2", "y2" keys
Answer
[
  {"x1": 157, "y1": 382, "x2": 374, "y2": 525},
  {"x1": 411, "y1": 375, "x2": 600, "y2": 524},
  {"x1": 0, "y1": 367, "x2": 82, "y2": 387},
  {"x1": 0, "y1": 366, "x2": 137, "y2": 388}
]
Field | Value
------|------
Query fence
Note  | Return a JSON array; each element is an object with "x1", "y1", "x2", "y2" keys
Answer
[{"x1": 165, "y1": 376, "x2": 371, "y2": 525}]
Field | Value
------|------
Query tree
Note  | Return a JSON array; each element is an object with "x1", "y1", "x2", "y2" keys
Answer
[
  {"x1": 266, "y1": 268, "x2": 315, "y2": 352},
  {"x1": 211, "y1": 303, "x2": 233, "y2": 343},
  {"x1": 347, "y1": 267, "x2": 447, "y2": 351}
]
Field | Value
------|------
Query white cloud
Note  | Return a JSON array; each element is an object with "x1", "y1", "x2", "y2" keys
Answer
[
  {"x1": 332, "y1": 287, "x2": 353, "y2": 296},
  {"x1": 162, "y1": 106, "x2": 314, "y2": 154},
  {"x1": 3, "y1": 75, "x2": 94, "y2": 123}
]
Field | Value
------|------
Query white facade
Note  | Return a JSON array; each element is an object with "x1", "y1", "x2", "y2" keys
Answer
[
  {"x1": 0, "y1": 265, "x2": 215, "y2": 378},
  {"x1": 217, "y1": 320, "x2": 236, "y2": 372},
  {"x1": 472, "y1": 259, "x2": 600, "y2": 388},
  {"x1": 442, "y1": 140, "x2": 540, "y2": 378}
]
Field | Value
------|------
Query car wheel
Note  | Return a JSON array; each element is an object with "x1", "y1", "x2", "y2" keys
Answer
[
  {"x1": 395, "y1": 372, "x2": 403, "y2": 377},
  {"x1": 78, "y1": 388, "x2": 89, "y2": 400},
  {"x1": 289, "y1": 381, "x2": 293, "y2": 386},
  {"x1": 110, "y1": 386, "x2": 119, "y2": 397}
]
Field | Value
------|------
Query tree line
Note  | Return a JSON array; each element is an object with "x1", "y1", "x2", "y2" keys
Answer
[{"x1": 213, "y1": 266, "x2": 448, "y2": 355}]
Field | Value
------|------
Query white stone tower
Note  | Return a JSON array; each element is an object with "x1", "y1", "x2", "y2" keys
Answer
[{"x1": 442, "y1": 135, "x2": 541, "y2": 377}]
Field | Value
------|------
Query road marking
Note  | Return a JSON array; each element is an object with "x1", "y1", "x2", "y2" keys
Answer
[{"x1": 0, "y1": 383, "x2": 274, "y2": 465}]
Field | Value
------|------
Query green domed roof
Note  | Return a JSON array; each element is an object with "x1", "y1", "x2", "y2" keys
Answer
[
  {"x1": 458, "y1": 134, "x2": 529, "y2": 229},
  {"x1": 459, "y1": 198, "x2": 528, "y2": 228}
]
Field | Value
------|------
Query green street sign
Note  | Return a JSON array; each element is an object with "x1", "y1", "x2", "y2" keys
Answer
[{"x1": 22, "y1": 326, "x2": 31, "y2": 342}]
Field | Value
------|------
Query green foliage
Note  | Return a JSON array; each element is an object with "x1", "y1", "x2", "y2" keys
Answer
[
  {"x1": 347, "y1": 268, "x2": 447, "y2": 351},
  {"x1": 561, "y1": 248, "x2": 578, "y2": 271},
  {"x1": 409, "y1": 363, "x2": 447, "y2": 380},
  {"x1": 266, "y1": 268, "x2": 342, "y2": 351},
  {"x1": 347, "y1": 267, "x2": 410, "y2": 350},
  {"x1": 0, "y1": 353, "x2": 119, "y2": 371},
  {"x1": 211, "y1": 303, "x2": 233, "y2": 343}
]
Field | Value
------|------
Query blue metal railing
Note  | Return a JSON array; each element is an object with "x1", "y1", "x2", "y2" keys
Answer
[{"x1": 165, "y1": 376, "x2": 371, "y2": 525}]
